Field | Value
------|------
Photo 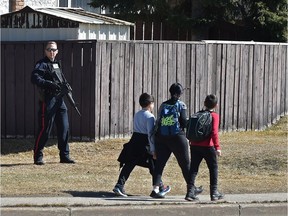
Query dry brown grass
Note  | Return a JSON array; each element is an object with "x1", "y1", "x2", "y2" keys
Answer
[{"x1": 1, "y1": 116, "x2": 287, "y2": 197}]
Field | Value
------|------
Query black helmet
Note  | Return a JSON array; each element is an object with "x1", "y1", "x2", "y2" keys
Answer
[{"x1": 169, "y1": 83, "x2": 184, "y2": 96}]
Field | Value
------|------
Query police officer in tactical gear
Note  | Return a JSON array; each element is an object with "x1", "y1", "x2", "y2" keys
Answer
[{"x1": 31, "y1": 41, "x2": 75, "y2": 165}]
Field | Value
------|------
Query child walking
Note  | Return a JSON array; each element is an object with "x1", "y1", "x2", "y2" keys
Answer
[
  {"x1": 113, "y1": 93, "x2": 170, "y2": 197},
  {"x1": 150, "y1": 83, "x2": 203, "y2": 198},
  {"x1": 186, "y1": 94, "x2": 224, "y2": 201}
]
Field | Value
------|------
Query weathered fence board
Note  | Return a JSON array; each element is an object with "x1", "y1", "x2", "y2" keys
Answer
[
  {"x1": 238, "y1": 45, "x2": 248, "y2": 130},
  {"x1": 247, "y1": 45, "x2": 254, "y2": 130},
  {"x1": 1, "y1": 40, "x2": 287, "y2": 140},
  {"x1": 99, "y1": 42, "x2": 110, "y2": 139},
  {"x1": 1, "y1": 45, "x2": 6, "y2": 137},
  {"x1": 110, "y1": 42, "x2": 119, "y2": 138},
  {"x1": 167, "y1": 43, "x2": 176, "y2": 93},
  {"x1": 118, "y1": 43, "x2": 125, "y2": 137},
  {"x1": 4, "y1": 45, "x2": 16, "y2": 137},
  {"x1": 24, "y1": 44, "x2": 37, "y2": 137},
  {"x1": 127, "y1": 42, "x2": 135, "y2": 134},
  {"x1": 226, "y1": 44, "x2": 235, "y2": 131},
  {"x1": 134, "y1": 43, "x2": 144, "y2": 112},
  {"x1": 89, "y1": 42, "x2": 97, "y2": 140},
  {"x1": 152, "y1": 43, "x2": 160, "y2": 107},
  {"x1": 233, "y1": 44, "x2": 240, "y2": 129},
  {"x1": 215, "y1": 44, "x2": 222, "y2": 119},
  {"x1": 220, "y1": 44, "x2": 227, "y2": 130},
  {"x1": 60, "y1": 42, "x2": 73, "y2": 138},
  {"x1": 15, "y1": 44, "x2": 25, "y2": 137},
  {"x1": 94, "y1": 41, "x2": 102, "y2": 138},
  {"x1": 177, "y1": 44, "x2": 186, "y2": 95},
  {"x1": 253, "y1": 45, "x2": 262, "y2": 130},
  {"x1": 195, "y1": 44, "x2": 205, "y2": 112},
  {"x1": 206, "y1": 44, "x2": 215, "y2": 95},
  {"x1": 185, "y1": 44, "x2": 191, "y2": 115},
  {"x1": 81, "y1": 43, "x2": 94, "y2": 139},
  {"x1": 263, "y1": 45, "x2": 270, "y2": 127},
  {"x1": 283, "y1": 46, "x2": 288, "y2": 115},
  {"x1": 71, "y1": 43, "x2": 82, "y2": 137},
  {"x1": 276, "y1": 45, "x2": 282, "y2": 121},
  {"x1": 158, "y1": 43, "x2": 164, "y2": 102},
  {"x1": 33, "y1": 43, "x2": 45, "y2": 136},
  {"x1": 274, "y1": 46, "x2": 279, "y2": 122}
]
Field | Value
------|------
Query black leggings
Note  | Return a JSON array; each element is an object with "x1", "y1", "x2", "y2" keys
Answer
[
  {"x1": 188, "y1": 146, "x2": 218, "y2": 187},
  {"x1": 153, "y1": 133, "x2": 190, "y2": 186}
]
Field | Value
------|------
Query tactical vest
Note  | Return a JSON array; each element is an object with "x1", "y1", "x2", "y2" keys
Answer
[
  {"x1": 38, "y1": 62, "x2": 64, "y2": 101},
  {"x1": 49, "y1": 62, "x2": 65, "y2": 85}
]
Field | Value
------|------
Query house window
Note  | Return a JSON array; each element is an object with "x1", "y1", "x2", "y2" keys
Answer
[
  {"x1": 59, "y1": 0, "x2": 101, "y2": 13},
  {"x1": 59, "y1": 0, "x2": 71, "y2": 7}
]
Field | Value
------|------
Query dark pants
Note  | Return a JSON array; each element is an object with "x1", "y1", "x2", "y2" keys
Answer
[
  {"x1": 116, "y1": 132, "x2": 166, "y2": 188},
  {"x1": 116, "y1": 159, "x2": 154, "y2": 186},
  {"x1": 153, "y1": 133, "x2": 190, "y2": 186},
  {"x1": 34, "y1": 97, "x2": 70, "y2": 162},
  {"x1": 116, "y1": 156, "x2": 167, "y2": 189},
  {"x1": 188, "y1": 146, "x2": 218, "y2": 187}
]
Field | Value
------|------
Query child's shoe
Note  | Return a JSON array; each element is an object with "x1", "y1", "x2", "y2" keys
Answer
[
  {"x1": 150, "y1": 190, "x2": 165, "y2": 198},
  {"x1": 185, "y1": 185, "x2": 199, "y2": 201},
  {"x1": 159, "y1": 185, "x2": 171, "y2": 196},
  {"x1": 195, "y1": 185, "x2": 203, "y2": 195},
  {"x1": 210, "y1": 190, "x2": 224, "y2": 201},
  {"x1": 113, "y1": 184, "x2": 127, "y2": 197},
  {"x1": 210, "y1": 185, "x2": 224, "y2": 201}
]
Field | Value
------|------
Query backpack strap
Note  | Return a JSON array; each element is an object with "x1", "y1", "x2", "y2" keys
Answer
[{"x1": 175, "y1": 100, "x2": 181, "y2": 116}]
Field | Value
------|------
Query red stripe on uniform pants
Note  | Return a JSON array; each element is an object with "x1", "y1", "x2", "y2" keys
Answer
[{"x1": 34, "y1": 102, "x2": 46, "y2": 158}]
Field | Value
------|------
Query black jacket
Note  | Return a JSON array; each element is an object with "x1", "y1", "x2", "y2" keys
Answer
[{"x1": 117, "y1": 132, "x2": 153, "y2": 168}]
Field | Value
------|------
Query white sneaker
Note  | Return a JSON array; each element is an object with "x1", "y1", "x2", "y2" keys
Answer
[
  {"x1": 113, "y1": 185, "x2": 128, "y2": 197},
  {"x1": 159, "y1": 185, "x2": 171, "y2": 196}
]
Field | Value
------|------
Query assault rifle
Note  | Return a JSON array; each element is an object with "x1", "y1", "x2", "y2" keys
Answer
[
  {"x1": 57, "y1": 82, "x2": 82, "y2": 117},
  {"x1": 49, "y1": 62, "x2": 81, "y2": 117}
]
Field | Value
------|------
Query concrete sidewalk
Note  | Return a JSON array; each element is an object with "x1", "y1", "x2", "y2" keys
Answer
[{"x1": 1, "y1": 193, "x2": 287, "y2": 216}]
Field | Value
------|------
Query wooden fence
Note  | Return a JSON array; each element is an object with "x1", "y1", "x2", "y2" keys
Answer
[{"x1": 1, "y1": 40, "x2": 287, "y2": 140}]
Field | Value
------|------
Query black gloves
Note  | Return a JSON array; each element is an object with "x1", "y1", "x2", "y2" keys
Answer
[{"x1": 45, "y1": 81, "x2": 60, "y2": 91}]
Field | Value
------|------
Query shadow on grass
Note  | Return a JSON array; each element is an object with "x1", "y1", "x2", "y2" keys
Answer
[
  {"x1": 0, "y1": 162, "x2": 60, "y2": 167},
  {"x1": 64, "y1": 191, "x2": 116, "y2": 198},
  {"x1": 0, "y1": 163, "x2": 33, "y2": 167},
  {"x1": 1, "y1": 139, "x2": 56, "y2": 155}
]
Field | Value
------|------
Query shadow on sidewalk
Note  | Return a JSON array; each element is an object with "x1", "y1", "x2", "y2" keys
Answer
[
  {"x1": 64, "y1": 191, "x2": 151, "y2": 201},
  {"x1": 64, "y1": 191, "x2": 116, "y2": 198}
]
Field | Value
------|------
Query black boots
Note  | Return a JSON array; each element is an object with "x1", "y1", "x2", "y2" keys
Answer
[
  {"x1": 210, "y1": 185, "x2": 224, "y2": 201},
  {"x1": 185, "y1": 185, "x2": 203, "y2": 201}
]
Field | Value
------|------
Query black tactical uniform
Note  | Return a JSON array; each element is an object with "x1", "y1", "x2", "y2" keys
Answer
[{"x1": 31, "y1": 56, "x2": 74, "y2": 165}]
